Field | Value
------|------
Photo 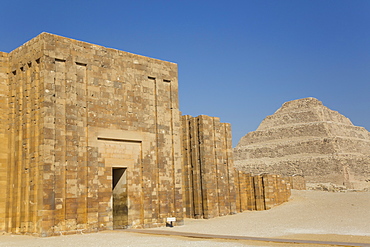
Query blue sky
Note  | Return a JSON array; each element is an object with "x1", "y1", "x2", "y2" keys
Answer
[{"x1": 1, "y1": 0, "x2": 369, "y2": 146}]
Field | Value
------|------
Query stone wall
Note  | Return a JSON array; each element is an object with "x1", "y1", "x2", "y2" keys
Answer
[
  {"x1": 182, "y1": 115, "x2": 292, "y2": 219},
  {"x1": 235, "y1": 172, "x2": 291, "y2": 211},
  {"x1": 290, "y1": 175, "x2": 306, "y2": 190},
  {"x1": 181, "y1": 115, "x2": 237, "y2": 219},
  {"x1": 1, "y1": 33, "x2": 295, "y2": 237},
  {"x1": 5, "y1": 36, "x2": 45, "y2": 235},
  {"x1": 0, "y1": 52, "x2": 9, "y2": 231},
  {"x1": 1, "y1": 33, "x2": 183, "y2": 236}
]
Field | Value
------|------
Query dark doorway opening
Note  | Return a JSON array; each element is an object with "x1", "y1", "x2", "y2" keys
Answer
[{"x1": 112, "y1": 168, "x2": 128, "y2": 229}]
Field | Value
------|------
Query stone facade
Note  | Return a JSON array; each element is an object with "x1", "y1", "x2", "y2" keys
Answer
[
  {"x1": 234, "y1": 97, "x2": 370, "y2": 190},
  {"x1": 289, "y1": 175, "x2": 307, "y2": 190},
  {"x1": 181, "y1": 115, "x2": 237, "y2": 219},
  {"x1": 1, "y1": 33, "x2": 183, "y2": 236},
  {"x1": 234, "y1": 173, "x2": 291, "y2": 211},
  {"x1": 182, "y1": 115, "x2": 291, "y2": 219},
  {"x1": 0, "y1": 51, "x2": 9, "y2": 232},
  {"x1": 1, "y1": 33, "x2": 293, "y2": 237}
]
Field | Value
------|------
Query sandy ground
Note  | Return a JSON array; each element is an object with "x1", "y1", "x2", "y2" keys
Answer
[{"x1": 1, "y1": 190, "x2": 370, "y2": 246}]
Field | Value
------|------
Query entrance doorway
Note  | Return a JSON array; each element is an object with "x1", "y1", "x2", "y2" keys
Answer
[
  {"x1": 98, "y1": 137, "x2": 142, "y2": 229},
  {"x1": 112, "y1": 167, "x2": 128, "y2": 229}
]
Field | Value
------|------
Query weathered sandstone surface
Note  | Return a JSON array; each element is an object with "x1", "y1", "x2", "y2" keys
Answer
[
  {"x1": 234, "y1": 97, "x2": 370, "y2": 190},
  {"x1": 0, "y1": 33, "x2": 293, "y2": 237}
]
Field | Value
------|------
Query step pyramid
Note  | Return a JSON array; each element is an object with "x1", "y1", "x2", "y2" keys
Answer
[{"x1": 234, "y1": 97, "x2": 370, "y2": 190}]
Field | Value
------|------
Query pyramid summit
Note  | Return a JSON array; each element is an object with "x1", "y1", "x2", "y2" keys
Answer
[
  {"x1": 256, "y1": 97, "x2": 353, "y2": 131},
  {"x1": 234, "y1": 97, "x2": 370, "y2": 190}
]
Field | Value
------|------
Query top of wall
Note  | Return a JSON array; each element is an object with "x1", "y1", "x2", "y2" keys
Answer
[{"x1": 7, "y1": 32, "x2": 177, "y2": 65}]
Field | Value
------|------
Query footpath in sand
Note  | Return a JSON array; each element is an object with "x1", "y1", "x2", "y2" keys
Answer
[{"x1": 1, "y1": 190, "x2": 370, "y2": 246}]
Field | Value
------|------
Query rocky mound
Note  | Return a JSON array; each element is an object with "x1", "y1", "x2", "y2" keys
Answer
[{"x1": 234, "y1": 97, "x2": 370, "y2": 190}]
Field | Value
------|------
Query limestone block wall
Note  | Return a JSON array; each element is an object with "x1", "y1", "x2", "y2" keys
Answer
[
  {"x1": 181, "y1": 115, "x2": 292, "y2": 218},
  {"x1": 2, "y1": 33, "x2": 297, "y2": 236},
  {"x1": 0, "y1": 52, "x2": 9, "y2": 231},
  {"x1": 181, "y1": 115, "x2": 237, "y2": 219},
  {"x1": 234, "y1": 171, "x2": 249, "y2": 212},
  {"x1": 1, "y1": 33, "x2": 183, "y2": 236},
  {"x1": 5, "y1": 36, "x2": 45, "y2": 235},
  {"x1": 234, "y1": 172, "x2": 291, "y2": 211},
  {"x1": 234, "y1": 172, "x2": 258, "y2": 211},
  {"x1": 291, "y1": 175, "x2": 307, "y2": 190}
]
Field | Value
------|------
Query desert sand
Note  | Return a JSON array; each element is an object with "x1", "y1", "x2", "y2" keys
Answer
[{"x1": 1, "y1": 190, "x2": 369, "y2": 246}]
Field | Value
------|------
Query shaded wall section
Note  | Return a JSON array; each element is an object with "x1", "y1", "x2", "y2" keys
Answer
[
  {"x1": 5, "y1": 36, "x2": 45, "y2": 235},
  {"x1": 0, "y1": 52, "x2": 9, "y2": 231}
]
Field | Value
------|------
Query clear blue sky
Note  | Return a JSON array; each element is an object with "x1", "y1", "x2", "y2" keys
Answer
[{"x1": 1, "y1": 0, "x2": 369, "y2": 146}]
